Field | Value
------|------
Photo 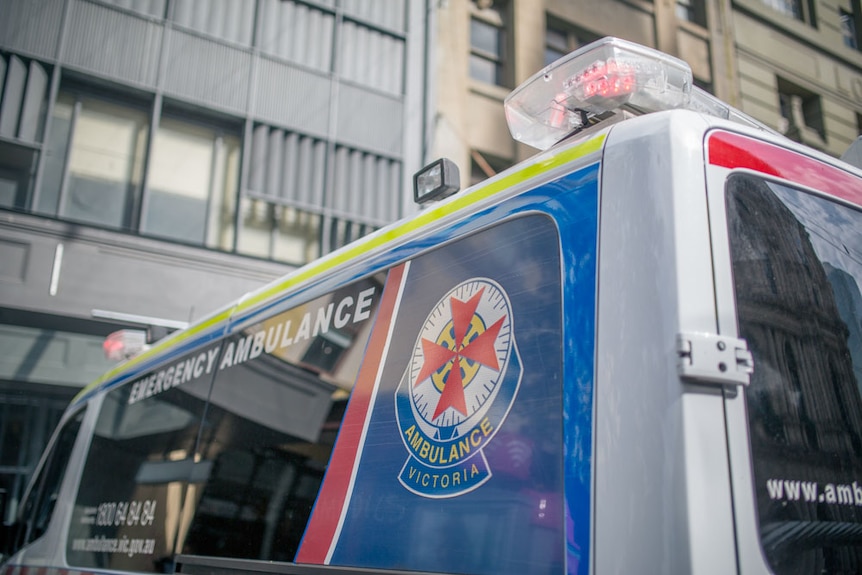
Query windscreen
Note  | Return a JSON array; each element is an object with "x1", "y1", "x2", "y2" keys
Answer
[{"x1": 726, "y1": 173, "x2": 862, "y2": 573}]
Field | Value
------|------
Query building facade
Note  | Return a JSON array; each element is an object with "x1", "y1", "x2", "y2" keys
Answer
[
  {"x1": 733, "y1": 0, "x2": 862, "y2": 156},
  {"x1": 432, "y1": 0, "x2": 862, "y2": 185},
  {"x1": 0, "y1": 0, "x2": 426, "y2": 523}
]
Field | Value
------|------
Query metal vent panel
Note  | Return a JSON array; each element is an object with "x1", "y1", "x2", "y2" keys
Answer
[
  {"x1": 330, "y1": 145, "x2": 400, "y2": 221},
  {"x1": 336, "y1": 83, "x2": 403, "y2": 157},
  {"x1": 18, "y1": 60, "x2": 49, "y2": 142},
  {"x1": 102, "y1": 0, "x2": 166, "y2": 18},
  {"x1": 64, "y1": 0, "x2": 162, "y2": 86},
  {"x1": 0, "y1": 55, "x2": 27, "y2": 138},
  {"x1": 338, "y1": 20, "x2": 403, "y2": 95},
  {"x1": 247, "y1": 125, "x2": 326, "y2": 207},
  {"x1": 0, "y1": 0, "x2": 64, "y2": 59},
  {"x1": 163, "y1": 29, "x2": 250, "y2": 112},
  {"x1": 256, "y1": 0, "x2": 334, "y2": 71},
  {"x1": 254, "y1": 57, "x2": 330, "y2": 138},
  {"x1": 171, "y1": 0, "x2": 254, "y2": 46},
  {"x1": 342, "y1": 0, "x2": 405, "y2": 32}
]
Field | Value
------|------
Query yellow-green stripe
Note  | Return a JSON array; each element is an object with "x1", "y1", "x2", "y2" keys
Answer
[{"x1": 73, "y1": 133, "x2": 605, "y2": 403}]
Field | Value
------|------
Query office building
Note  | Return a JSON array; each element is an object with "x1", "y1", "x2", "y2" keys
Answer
[{"x1": 0, "y1": 0, "x2": 426, "y2": 521}]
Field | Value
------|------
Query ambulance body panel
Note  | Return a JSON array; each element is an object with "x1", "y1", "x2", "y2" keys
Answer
[
  {"x1": 594, "y1": 111, "x2": 737, "y2": 575},
  {"x1": 3, "y1": 38, "x2": 862, "y2": 575}
]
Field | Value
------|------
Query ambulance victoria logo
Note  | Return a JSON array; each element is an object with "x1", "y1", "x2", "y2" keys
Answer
[{"x1": 395, "y1": 278, "x2": 521, "y2": 498}]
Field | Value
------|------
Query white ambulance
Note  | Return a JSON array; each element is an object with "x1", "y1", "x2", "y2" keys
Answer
[{"x1": 2, "y1": 37, "x2": 861, "y2": 575}]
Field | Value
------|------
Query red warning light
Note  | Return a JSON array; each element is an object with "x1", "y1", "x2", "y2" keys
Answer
[{"x1": 576, "y1": 59, "x2": 635, "y2": 101}]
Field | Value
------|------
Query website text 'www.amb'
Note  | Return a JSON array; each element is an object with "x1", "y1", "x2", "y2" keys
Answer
[{"x1": 767, "y1": 479, "x2": 862, "y2": 506}]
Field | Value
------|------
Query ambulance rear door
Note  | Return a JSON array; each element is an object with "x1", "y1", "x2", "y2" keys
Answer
[{"x1": 706, "y1": 129, "x2": 862, "y2": 574}]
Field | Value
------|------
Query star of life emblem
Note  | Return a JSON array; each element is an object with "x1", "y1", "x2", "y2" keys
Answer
[{"x1": 395, "y1": 278, "x2": 522, "y2": 498}]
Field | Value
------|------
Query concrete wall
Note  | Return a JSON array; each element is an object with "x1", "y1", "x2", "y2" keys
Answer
[{"x1": 0, "y1": 211, "x2": 290, "y2": 328}]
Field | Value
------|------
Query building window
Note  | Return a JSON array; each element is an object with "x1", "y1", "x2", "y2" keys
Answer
[
  {"x1": 544, "y1": 19, "x2": 600, "y2": 66},
  {"x1": 841, "y1": 4, "x2": 861, "y2": 50},
  {"x1": 40, "y1": 92, "x2": 149, "y2": 230},
  {"x1": 143, "y1": 117, "x2": 240, "y2": 249},
  {"x1": 469, "y1": 0, "x2": 509, "y2": 86},
  {"x1": 38, "y1": 88, "x2": 246, "y2": 252},
  {"x1": 237, "y1": 200, "x2": 322, "y2": 264},
  {"x1": 328, "y1": 217, "x2": 378, "y2": 253},
  {"x1": 676, "y1": 0, "x2": 708, "y2": 27},
  {"x1": 0, "y1": 53, "x2": 50, "y2": 211},
  {"x1": 469, "y1": 149, "x2": 512, "y2": 186},
  {"x1": 0, "y1": 142, "x2": 38, "y2": 211},
  {"x1": 777, "y1": 77, "x2": 826, "y2": 148},
  {"x1": 761, "y1": 0, "x2": 817, "y2": 26}
]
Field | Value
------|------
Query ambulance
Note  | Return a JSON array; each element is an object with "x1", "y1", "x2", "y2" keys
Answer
[{"x1": 2, "y1": 37, "x2": 861, "y2": 575}]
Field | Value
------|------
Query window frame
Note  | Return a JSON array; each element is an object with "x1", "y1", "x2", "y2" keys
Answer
[
  {"x1": 841, "y1": 2, "x2": 862, "y2": 51},
  {"x1": 65, "y1": 345, "x2": 220, "y2": 572},
  {"x1": 14, "y1": 407, "x2": 86, "y2": 549},
  {"x1": 469, "y1": 0, "x2": 511, "y2": 87},
  {"x1": 46, "y1": 89, "x2": 152, "y2": 232},
  {"x1": 776, "y1": 76, "x2": 826, "y2": 148},
  {"x1": 140, "y1": 112, "x2": 242, "y2": 249},
  {"x1": 676, "y1": 0, "x2": 708, "y2": 27},
  {"x1": 761, "y1": 0, "x2": 818, "y2": 26}
]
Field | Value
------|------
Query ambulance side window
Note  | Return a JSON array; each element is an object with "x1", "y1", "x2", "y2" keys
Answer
[
  {"x1": 176, "y1": 212, "x2": 572, "y2": 574},
  {"x1": 17, "y1": 408, "x2": 85, "y2": 546},
  {"x1": 179, "y1": 276, "x2": 383, "y2": 561},
  {"x1": 726, "y1": 174, "x2": 862, "y2": 572},
  {"x1": 66, "y1": 345, "x2": 219, "y2": 573}
]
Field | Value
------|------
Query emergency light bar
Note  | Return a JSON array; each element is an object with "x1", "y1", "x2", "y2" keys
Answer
[
  {"x1": 505, "y1": 37, "x2": 775, "y2": 151},
  {"x1": 103, "y1": 329, "x2": 148, "y2": 361}
]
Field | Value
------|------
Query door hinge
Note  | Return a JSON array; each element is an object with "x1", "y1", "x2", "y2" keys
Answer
[{"x1": 676, "y1": 332, "x2": 753, "y2": 386}]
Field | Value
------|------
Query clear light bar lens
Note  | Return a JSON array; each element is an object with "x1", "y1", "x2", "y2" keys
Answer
[{"x1": 505, "y1": 37, "x2": 694, "y2": 150}]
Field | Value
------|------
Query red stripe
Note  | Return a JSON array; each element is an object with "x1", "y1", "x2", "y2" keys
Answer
[
  {"x1": 708, "y1": 130, "x2": 862, "y2": 208},
  {"x1": 295, "y1": 263, "x2": 407, "y2": 564}
]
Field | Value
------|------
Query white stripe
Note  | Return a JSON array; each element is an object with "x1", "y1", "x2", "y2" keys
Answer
[
  {"x1": 49, "y1": 243, "x2": 64, "y2": 296},
  {"x1": 324, "y1": 260, "x2": 411, "y2": 563}
]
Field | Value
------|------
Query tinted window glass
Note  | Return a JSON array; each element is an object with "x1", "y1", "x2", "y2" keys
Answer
[
  {"x1": 179, "y1": 213, "x2": 567, "y2": 575},
  {"x1": 179, "y1": 277, "x2": 382, "y2": 561},
  {"x1": 727, "y1": 174, "x2": 862, "y2": 573},
  {"x1": 67, "y1": 346, "x2": 219, "y2": 572},
  {"x1": 17, "y1": 408, "x2": 85, "y2": 545}
]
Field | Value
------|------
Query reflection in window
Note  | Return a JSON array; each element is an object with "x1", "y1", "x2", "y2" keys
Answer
[
  {"x1": 16, "y1": 408, "x2": 84, "y2": 546},
  {"x1": 181, "y1": 276, "x2": 382, "y2": 561},
  {"x1": 67, "y1": 351, "x2": 214, "y2": 572},
  {"x1": 143, "y1": 118, "x2": 239, "y2": 248},
  {"x1": 237, "y1": 199, "x2": 321, "y2": 264},
  {"x1": 470, "y1": 0, "x2": 509, "y2": 86},
  {"x1": 727, "y1": 174, "x2": 862, "y2": 572}
]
